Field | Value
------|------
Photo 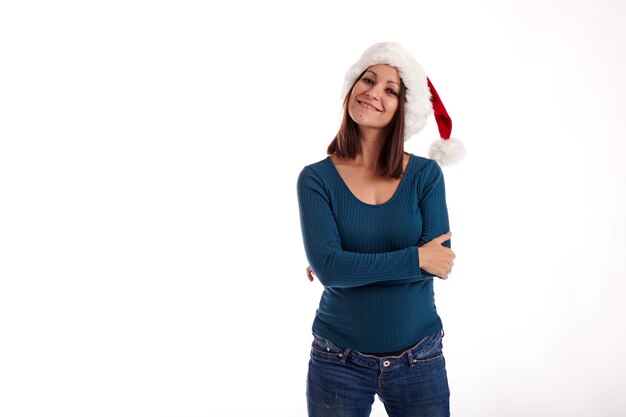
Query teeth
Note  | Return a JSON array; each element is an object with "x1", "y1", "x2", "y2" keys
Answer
[{"x1": 361, "y1": 101, "x2": 377, "y2": 110}]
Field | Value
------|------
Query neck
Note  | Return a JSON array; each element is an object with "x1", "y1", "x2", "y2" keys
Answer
[{"x1": 355, "y1": 126, "x2": 388, "y2": 170}]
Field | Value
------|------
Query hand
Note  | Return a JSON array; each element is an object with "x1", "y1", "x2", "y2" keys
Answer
[
  {"x1": 418, "y1": 231, "x2": 456, "y2": 279},
  {"x1": 306, "y1": 266, "x2": 315, "y2": 282}
]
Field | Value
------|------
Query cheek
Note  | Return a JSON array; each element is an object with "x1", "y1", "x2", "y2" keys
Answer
[
  {"x1": 350, "y1": 84, "x2": 364, "y2": 100},
  {"x1": 385, "y1": 103, "x2": 398, "y2": 121},
  {"x1": 385, "y1": 101, "x2": 399, "y2": 119}
]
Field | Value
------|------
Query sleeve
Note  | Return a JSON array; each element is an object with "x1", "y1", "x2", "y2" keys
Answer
[
  {"x1": 296, "y1": 165, "x2": 423, "y2": 288},
  {"x1": 416, "y1": 160, "x2": 451, "y2": 278}
]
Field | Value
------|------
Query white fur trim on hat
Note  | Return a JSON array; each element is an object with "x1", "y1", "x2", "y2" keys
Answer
[{"x1": 341, "y1": 42, "x2": 434, "y2": 142}]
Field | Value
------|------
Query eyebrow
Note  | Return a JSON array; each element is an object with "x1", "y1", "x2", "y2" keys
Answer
[{"x1": 365, "y1": 70, "x2": 401, "y2": 87}]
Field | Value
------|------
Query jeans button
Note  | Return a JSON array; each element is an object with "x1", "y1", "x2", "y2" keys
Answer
[{"x1": 383, "y1": 360, "x2": 391, "y2": 367}]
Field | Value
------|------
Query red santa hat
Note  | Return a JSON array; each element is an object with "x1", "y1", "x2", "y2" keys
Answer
[{"x1": 341, "y1": 42, "x2": 465, "y2": 166}]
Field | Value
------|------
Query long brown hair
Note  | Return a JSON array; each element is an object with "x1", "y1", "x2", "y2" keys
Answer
[{"x1": 326, "y1": 69, "x2": 407, "y2": 179}]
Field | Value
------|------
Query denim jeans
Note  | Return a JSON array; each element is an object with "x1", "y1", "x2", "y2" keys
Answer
[{"x1": 306, "y1": 329, "x2": 450, "y2": 417}]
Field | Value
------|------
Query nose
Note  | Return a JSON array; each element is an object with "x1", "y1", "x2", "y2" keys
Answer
[
  {"x1": 366, "y1": 84, "x2": 384, "y2": 100},
  {"x1": 366, "y1": 89, "x2": 380, "y2": 100}
]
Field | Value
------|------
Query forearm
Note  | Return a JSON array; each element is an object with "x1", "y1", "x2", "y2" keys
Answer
[{"x1": 304, "y1": 244, "x2": 424, "y2": 288}]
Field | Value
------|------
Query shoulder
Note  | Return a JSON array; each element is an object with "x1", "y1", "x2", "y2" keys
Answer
[
  {"x1": 299, "y1": 155, "x2": 334, "y2": 177},
  {"x1": 306, "y1": 155, "x2": 331, "y2": 170},
  {"x1": 408, "y1": 153, "x2": 441, "y2": 175},
  {"x1": 297, "y1": 156, "x2": 333, "y2": 189},
  {"x1": 407, "y1": 154, "x2": 444, "y2": 192}
]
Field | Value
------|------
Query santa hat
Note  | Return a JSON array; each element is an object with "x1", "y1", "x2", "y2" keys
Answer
[{"x1": 341, "y1": 42, "x2": 465, "y2": 166}]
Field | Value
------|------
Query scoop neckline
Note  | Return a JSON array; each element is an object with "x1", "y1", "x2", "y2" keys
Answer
[{"x1": 326, "y1": 153, "x2": 413, "y2": 208}]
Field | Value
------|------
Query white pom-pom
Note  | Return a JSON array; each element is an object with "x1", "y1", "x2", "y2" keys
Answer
[{"x1": 428, "y1": 137, "x2": 466, "y2": 167}]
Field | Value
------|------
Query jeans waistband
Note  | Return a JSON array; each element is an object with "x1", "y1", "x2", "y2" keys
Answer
[{"x1": 312, "y1": 329, "x2": 444, "y2": 368}]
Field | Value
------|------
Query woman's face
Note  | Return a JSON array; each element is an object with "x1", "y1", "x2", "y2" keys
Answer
[{"x1": 348, "y1": 64, "x2": 401, "y2": 132}]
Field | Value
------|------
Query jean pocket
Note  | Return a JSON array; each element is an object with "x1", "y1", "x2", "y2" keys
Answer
[
  {"x1": 411, "y1": 330, "x2": 444, "y2": 365},
  {"x1": 310, "y1": 334, "x2": 344, "y2": 357}
]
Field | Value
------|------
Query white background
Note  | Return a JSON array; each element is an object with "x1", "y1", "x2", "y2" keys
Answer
[{"x1": 1, "y1": 1, "x2": 625, "y2": 416}]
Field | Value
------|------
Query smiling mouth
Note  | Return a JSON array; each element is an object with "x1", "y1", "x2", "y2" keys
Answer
[{"x1": 357, "y1": 100, "x2": 381, "y2": 112}]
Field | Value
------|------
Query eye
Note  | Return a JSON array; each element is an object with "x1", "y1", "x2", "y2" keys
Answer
[
  {"x1": 386, "y1": 88, "x2": 399, "y2": 97},
  {"x1": 361, "y1": 77, "x2": 374, "y2": 85}
]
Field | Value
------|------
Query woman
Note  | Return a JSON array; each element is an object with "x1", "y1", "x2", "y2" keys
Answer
[{"x1": 296, "y1": 42, "x2": 464, "y2": 417}]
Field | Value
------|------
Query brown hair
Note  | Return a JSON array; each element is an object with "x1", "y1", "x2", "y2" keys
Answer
[{"x1": 326, "y1": 70, "x2": 407, "y2": 179}]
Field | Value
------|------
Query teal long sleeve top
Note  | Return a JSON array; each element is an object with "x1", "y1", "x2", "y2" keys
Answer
[{"x1": 296, "y1": 153, "x2": 451, "y2": 352}]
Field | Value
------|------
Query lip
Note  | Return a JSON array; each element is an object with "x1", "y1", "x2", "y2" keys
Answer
[{"x1": 357, "y1": 99, "x2": 381, "y2": 112}]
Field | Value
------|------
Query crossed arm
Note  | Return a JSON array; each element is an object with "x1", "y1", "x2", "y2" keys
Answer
[{"x1": 297, "y1": 160, "x2": 455, "y2": 288}]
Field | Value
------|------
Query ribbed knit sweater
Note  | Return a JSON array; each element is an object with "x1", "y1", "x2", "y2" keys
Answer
[{"x1": 296, "y1": 153, "x2": 451, "y2": 353}]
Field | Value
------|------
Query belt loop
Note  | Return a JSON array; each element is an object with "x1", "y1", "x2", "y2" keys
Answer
[
  {"x1": 340, "y1": 348, "x2": 351, "y2": 364},
  {"x1": 407, "y1": 350, "x2": 416, "y2": 367}
]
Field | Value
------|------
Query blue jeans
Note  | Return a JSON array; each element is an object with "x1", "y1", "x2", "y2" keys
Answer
[{"x1": 306, "y1": 330, "x2": 450, "y2": 417}]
